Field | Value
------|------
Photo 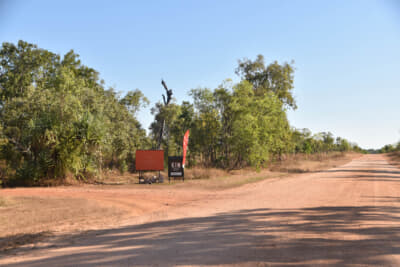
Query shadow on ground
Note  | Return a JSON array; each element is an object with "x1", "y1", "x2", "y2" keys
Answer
[{"x1": 3, "y1": 205, "x2": 400, "y2": 266}]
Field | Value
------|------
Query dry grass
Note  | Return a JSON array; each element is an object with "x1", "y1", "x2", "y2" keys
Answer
[
  {"x1": 69, "y1": 167, "x2": 229, "y2": 185},
  {"x1": 269, "y1": 152, "x2": 360, "y2": 173},
  {"x1": 0, "y1": 153, "x2": 359, "y2": 188},
  {"x1": 184, "y1": 167, "x2": 227, "y2": 180},
  {"x1": 170, "y1": 152, "x2": 360, "y2": 189},
  {"x1": 89, "y1": 152, "x2": 359, "y2": 189},
  {"x1": 180, "y1": 170, "x2": 285, "y2": 190}
]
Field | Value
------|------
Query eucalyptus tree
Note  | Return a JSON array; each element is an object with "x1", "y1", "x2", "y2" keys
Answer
[
  {"x1": 235, "y1": 54, "x2": 296, "y2": 109},
  {"x1": 0, "y1": 40, "x2": 148, "y2": 184}
]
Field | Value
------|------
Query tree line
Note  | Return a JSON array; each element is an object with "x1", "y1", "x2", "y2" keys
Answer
[
  {"x1": 150, "y1": 55, "x2": 363, "y2": 168},
  {"x1": 0, "y1": 41, "x2": 361, "y2": 185},
  {"x1": 370, "y1": 143, "x2": 400, "y2": 154}
]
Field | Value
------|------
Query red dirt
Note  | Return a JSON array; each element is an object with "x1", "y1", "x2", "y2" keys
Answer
[{"x1": 2, "y1": 154, "x2": 400, "y2": 266}]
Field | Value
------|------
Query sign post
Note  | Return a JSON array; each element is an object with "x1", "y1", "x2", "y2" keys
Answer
[
  {"x1": 168, "y1": 156, "x2": 184, "y2": 182},
  {"x1": 135, "y1": 150, "x2": 164, "y2": 184}
]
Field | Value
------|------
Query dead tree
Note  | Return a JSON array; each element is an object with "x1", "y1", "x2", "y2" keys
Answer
[{"x1": 157, "y1": 79, "x2": 173, "y2": 149}]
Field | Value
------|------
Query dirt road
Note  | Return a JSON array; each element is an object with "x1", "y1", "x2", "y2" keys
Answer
[{"x1": 2, "y1": 154, "x2": 400, "y2": 266}]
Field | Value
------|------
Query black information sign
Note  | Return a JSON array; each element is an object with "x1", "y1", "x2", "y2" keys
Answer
[{"x1": 168, "y1": 156, "x2": 184, "y2": 181}]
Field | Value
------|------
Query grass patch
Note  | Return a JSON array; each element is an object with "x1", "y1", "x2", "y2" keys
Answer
[
  {"x1": 127, "y1": 152, "x2": 358, "y2": 189},
  {"x1": 171, "y1": 152, "x2": 359, "y2": 190},
  {"x1": 269, "y1": 152, "x2": 359, "y2": 173},
  {"x1": 172, "y1": 170, "x2": 286, "y2": 190},
  {"x1": 185, "y1": 167, "x2": 227, "y2": 180}
]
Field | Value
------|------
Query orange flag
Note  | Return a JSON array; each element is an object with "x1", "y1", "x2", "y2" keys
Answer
[{"x1": 182, "y1": 130, "x2": 190, "y2": 168}]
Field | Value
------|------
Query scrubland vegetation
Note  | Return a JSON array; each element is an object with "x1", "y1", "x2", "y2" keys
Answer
[
  {"x1": 363, "y1": 143, "x2": 400, "y2": 155},
  {"x1": 0, "y1": 41, "x2": 362, "y2": 186}
]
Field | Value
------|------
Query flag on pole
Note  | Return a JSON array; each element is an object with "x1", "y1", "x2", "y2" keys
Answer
[{"x1": 182, "y1": 130, "x2": 190, "y2": 168}]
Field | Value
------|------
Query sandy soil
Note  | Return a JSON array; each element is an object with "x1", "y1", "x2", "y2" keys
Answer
[{"x1": 2, "y1": 154, "x2": 400, "y2": 266}]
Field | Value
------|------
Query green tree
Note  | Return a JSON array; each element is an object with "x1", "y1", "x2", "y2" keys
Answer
[
  {"x1": 150, "y1": 102, "x2": 181, "y2": 157},
  {"x1": 235, "y1": 54, "x2": 296, "y2": 109},
  {"x1": 0, "y1": 40, "x2": 148, "y2": 184},
  {"x1": 189, "y1": 88, "x2": 221, "y2": 166},
  {"x1": 120, "y1": 89, "x2": 149, "y2": 116}
]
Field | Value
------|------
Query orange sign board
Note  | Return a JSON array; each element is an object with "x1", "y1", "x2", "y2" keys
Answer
[{"x1": 135, "y1": 150, "x2": 164, "y2": 171}]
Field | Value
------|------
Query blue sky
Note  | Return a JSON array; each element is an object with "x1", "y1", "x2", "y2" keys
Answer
[{"x1": 1, "y1": 0, "x2": 399, "y2": 149}]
